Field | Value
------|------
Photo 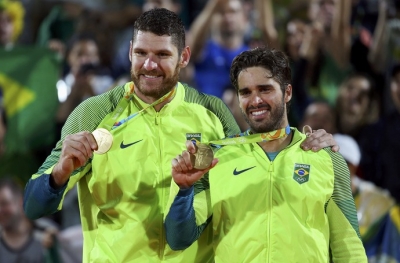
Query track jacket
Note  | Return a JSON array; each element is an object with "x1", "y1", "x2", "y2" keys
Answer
[
  {"x1": 165, "y1": 128, "x2": 367, "y2": 263},
  {"x1": 23, "y1": 82, "x2": 240, "y2": 262}
]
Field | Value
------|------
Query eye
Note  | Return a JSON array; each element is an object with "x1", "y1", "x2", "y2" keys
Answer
[
  {"x1": 158, "y1": 52, "x2": 170, "y2": 58},
  {"x1": 260, "y1": 86, "x2": 269, "y2": 93},
  {"x1": 238, "y1": 89, "x2": 251, "y2": 96},
  {"x1": 134, "y1": 51, "x2": 146, "y2": 56}
]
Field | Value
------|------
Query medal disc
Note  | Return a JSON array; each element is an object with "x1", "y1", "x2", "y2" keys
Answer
[
  {"x1": 92, "y1": 128, "x2": 113, "y2": 154},
  {"x1": 193, "y1": 143, "x2": 214, "y2": 169}
]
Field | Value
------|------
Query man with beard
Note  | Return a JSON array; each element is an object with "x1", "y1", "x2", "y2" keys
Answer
[
  {"x1": 23, "y1": 9, "x2": 339, "y2": 263},
  {"x1": 165, "y1": 47, "x2": 367, "y2": 262}
]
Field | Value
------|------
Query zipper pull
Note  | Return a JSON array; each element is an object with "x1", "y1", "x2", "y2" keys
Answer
[{"x1": 155, "y1": 112, "x2": 160, "y2": 125}]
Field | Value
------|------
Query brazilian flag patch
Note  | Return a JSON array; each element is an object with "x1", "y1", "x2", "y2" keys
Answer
[
  {"x1": 186, "y1": 133, "x2": 201, "y2": 142},
  {"x1": 293, "y1": 163, "x2": 310, "y2": 184}
]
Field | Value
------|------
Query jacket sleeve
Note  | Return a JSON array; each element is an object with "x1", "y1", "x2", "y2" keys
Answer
[
  {"x1": 165, "y1": 175, "x2": 212, "y2": 250},
  {"x1": 324, "y1": 148, "x2": 368, "y2": 262},
  {"x1": 23, "y1": 86, "x2": 124, "y2": 220}
]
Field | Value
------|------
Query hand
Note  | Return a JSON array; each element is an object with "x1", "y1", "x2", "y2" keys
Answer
[
  {"x1": 41, "y1": 228, "x2": 58, "y2": 248},
  {"x1": 299, "y1": 22, "x2": 323, "y2": 60},
  {"x1": 171, "y1": 140, "x2": 218, "y2": 189},
  {"x1": 52, "y1": 131, "x2": 98, "y2": 188},
  {"x1": 300, "y1": 126, "x2": 339, "y2": 152}
]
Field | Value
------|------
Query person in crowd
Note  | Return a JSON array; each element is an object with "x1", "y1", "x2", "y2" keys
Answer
[
  {"x1": 23, "y1": 8, "x2": 338, "y2": 262},
  {"x1": 0, "y1": 0, "x2": 24, "y2": 49},
  {"x1": 335, "y1": 72, "x2": 380, "y2": 139},
  {"x1": 358, "y1": 64, "x2": 400, "y2": 205},
  {"x1": 333, "y1": 133, "x2": 395, "y2": 239},
  {"x1": 291, "y1": 0, "x2": 352, "y2": 106},
  {"x1": 56, "y1": 33, "x2": 115, "y2": 132},
  {"x1": 299, "y1": 100, "x2": 337, "y2": 134},
  {"x1": 0, "y1": 178, "x2": 56, "y2": 263},
  {"x1": 188, "y1": 0, "x2": 277, "y2": 98},
  {"x1": 165, "y1": 47, "x2": 367, "y2": 262}
]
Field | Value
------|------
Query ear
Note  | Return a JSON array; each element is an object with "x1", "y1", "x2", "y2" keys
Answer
[
  {"x1": 179, "y1": 46, "x2": 191, "y2": 68},
  {"x1": 284, "y1": 84, "x2": 292, "y2": 103},
  {"x1": 129, "y1": 41, "x2": 133, "y2": 62}
]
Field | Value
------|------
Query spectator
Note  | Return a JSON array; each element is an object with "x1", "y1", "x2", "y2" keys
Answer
[
  {"x1": 188, "y1": 0, "x2": 276, "y2": 98},
  {"x1": 299, "y1": 100, "x2": 337, "y2": 134},
  {"x1": 333, "y1": 133, "x2": 395, "y2": 239},
  {"x1": 0, "y1": 178, "x2": 58, "y2": 263},
  {"x1": 56, "y1": 33, "x2": 115, "y2": 132},
  {"x1": 358, "y1": 64, "x2": 400, "y2": 204},
  {"x1": 335, "y1": 72, "x2": 379, "y2": 138},
  {"x1": 0, "y1": 0, "x2": 24, "y2": 49}
]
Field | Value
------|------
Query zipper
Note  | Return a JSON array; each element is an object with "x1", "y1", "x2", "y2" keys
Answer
[
  {"x1": 267, "y1": 161, "x2": 273, "y2": 263},
  {"x1": 155, "y1": 111, "x2": 165, "y2": 259}
]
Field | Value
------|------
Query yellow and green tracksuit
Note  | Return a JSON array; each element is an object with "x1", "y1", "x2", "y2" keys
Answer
[
  {"x1": 23, "y1": 82, "x2": 240, "y2": 262},
  {"x1": 165, "y1": 128, "x2": 367, "y2": 262}
]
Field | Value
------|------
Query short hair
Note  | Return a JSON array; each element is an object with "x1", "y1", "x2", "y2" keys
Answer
[
  {"x1": 65, "y1": 32, "x2": 98, "y2": 57},
  {"x1": 0, "y1": 0, "x2": 25, "y2": 42},
  {"x1": 132, "y1": 8, "x2": 185, "y2": 54},
  {"x1": 0, "y1": 177, "x2": 23, "y2": 198},
  {"x1": 230, "y1": 47, "x2": 292, "y2": 93}
]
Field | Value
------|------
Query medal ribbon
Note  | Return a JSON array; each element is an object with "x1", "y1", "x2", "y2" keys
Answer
[
  {"x1": 194, "y1": 125, "x2": 291, "y2": 147},
  {"x1": 98, "y1": 82, "x2": 177, "y2": 131}
]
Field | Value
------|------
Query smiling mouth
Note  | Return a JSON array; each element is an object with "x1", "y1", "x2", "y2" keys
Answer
[
  {"x1": 143, "y1": 74, "x2": 160, "y2": 78},
  {"x1": 251, "y1": 109, "x2": 268, "y2": 116}
]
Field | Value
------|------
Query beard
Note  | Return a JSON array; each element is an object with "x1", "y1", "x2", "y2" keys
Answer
[
  {"x1": 242, "y1": 98, "x2": 286, "y2": 134},
  {"x1": 130, "y1": 64, "x2": 180, "y2": 99}
]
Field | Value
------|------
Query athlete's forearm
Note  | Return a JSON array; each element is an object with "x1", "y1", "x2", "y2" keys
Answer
[
  {"x1": 165, "y1": 187, "x2": 204, "y2": 250},
  {"x1": 23, "y1": 173, "x2": 66, "y2": 220}
]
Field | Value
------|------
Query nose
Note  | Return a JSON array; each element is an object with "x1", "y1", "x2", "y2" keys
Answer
[
  {"x1": 144, "y1": 56, "x2": 158, "y2": 71},
  {"x1": 250, "y1": 93, "x2": 263, "y2": 106}
]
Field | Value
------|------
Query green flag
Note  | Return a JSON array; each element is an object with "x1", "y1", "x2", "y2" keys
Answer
[{"x1": 0, "y1": 46, "x2": 61, "y2": 154}]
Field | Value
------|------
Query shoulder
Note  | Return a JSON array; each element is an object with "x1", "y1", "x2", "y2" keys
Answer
[
  {"x1": 64, "y1": 85, "x2": 125, "y2": 133},
  {"x1": 182, "y1": 83, "x2": 228, "y2": 110}
]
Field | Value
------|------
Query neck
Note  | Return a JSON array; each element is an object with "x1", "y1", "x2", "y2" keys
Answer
[
  {"x1": 1, "y1": 217, "x2": 32, "y2": 249},
  {"x1": 134, "y1": 84, "x2": 177, "y2": 112},
  {"x1": 256, "y1": 126, "x2": 292, "y2": 153},
  {"x1": 215, "y1": 33, "x2": 243, "y2": 50}
]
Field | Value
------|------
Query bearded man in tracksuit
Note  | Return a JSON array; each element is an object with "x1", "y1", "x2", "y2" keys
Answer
[{"x1": 165, "y1": 47, "x2": 368, "y2": 262}]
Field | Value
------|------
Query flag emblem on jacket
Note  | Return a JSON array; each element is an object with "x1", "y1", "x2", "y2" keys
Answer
[
  {"x1": 186, "y1": 133, "x2": 201, "y2": 142},
  {"x1": 293, "y1": 163, "x2": 310, "y2": 184}
]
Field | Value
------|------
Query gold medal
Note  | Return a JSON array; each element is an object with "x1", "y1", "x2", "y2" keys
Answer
[
  {"x1": 92, "y1": 128, "x2": 113, "y2": 154},
  {"x1": 193, "y1": 143, "x2": 214, "y2": 170}
]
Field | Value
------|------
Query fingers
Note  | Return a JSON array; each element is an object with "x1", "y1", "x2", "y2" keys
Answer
[
  {"x1": 171, "y1": 150, "x2": 194, "y2": 172},
  {"x1": 302, "y1": 125, "x2": 312, "y2": 137},
  {"x1": 61, "y1": 131, "x2": 97, "y2": 166},
  {"x1": 301, "y1": 129, "x2": 338, "y2": 152},
  {"x1": 185, "y1": 140, "x2": 197, "y2": 154}
]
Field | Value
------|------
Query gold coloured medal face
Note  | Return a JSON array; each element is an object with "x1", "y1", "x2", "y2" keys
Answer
[
  {"x1": 193, "y1": 143, "x2": 214, "y2": 170},
  {"x1": 92, "y1": 128, "x2": 113, "y2": 154}
]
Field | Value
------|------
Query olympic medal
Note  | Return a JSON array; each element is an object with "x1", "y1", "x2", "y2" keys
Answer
[
  {"x1": 92, "y1": 128, "x2": 113, "y2": 154},
  {"x1": 193, "y1": 143, "x2": 214, "y2": 170}
]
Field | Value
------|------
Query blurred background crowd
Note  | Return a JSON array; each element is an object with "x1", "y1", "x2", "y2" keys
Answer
[{"x1": 0, "y1": 0, "x2": 399, "y2": 262}]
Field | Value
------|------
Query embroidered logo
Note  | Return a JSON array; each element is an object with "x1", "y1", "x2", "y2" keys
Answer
[
  {"x1": 186, "y1": 133, "x2": 201, "y2": 142},
  {"x1": 233, "y1": 166, "x2": 256, "y2": 176},
  {"x1": 120, "y1": 139, "x2": 143, "y2": 149},
  {"x1": 293, "y1": 163, "x2": 310, "y2": 184}
]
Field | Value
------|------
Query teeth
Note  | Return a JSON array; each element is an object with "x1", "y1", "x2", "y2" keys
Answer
[
  {"x1": 252, "y1": 110, "x2": 267, "y2": 116},
  {"x1": 144, "y1": 75, "x2": 159, "y2": 78}
]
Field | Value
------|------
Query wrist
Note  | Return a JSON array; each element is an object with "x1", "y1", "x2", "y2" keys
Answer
[
  {"x1": 177, "y1": 186, "x2": 194, "y2": 197},
  {"x1": 50, "y1": 164, "x2": 69, "y2": 189}
]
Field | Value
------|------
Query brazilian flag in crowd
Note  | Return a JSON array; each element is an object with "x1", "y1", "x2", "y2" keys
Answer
[
  {"x1": 0, "y1": 46, "x2": 60, "y2": 181},
  {"x1": 363, "y1": 205, "x2": 400, "y2": 262}
]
